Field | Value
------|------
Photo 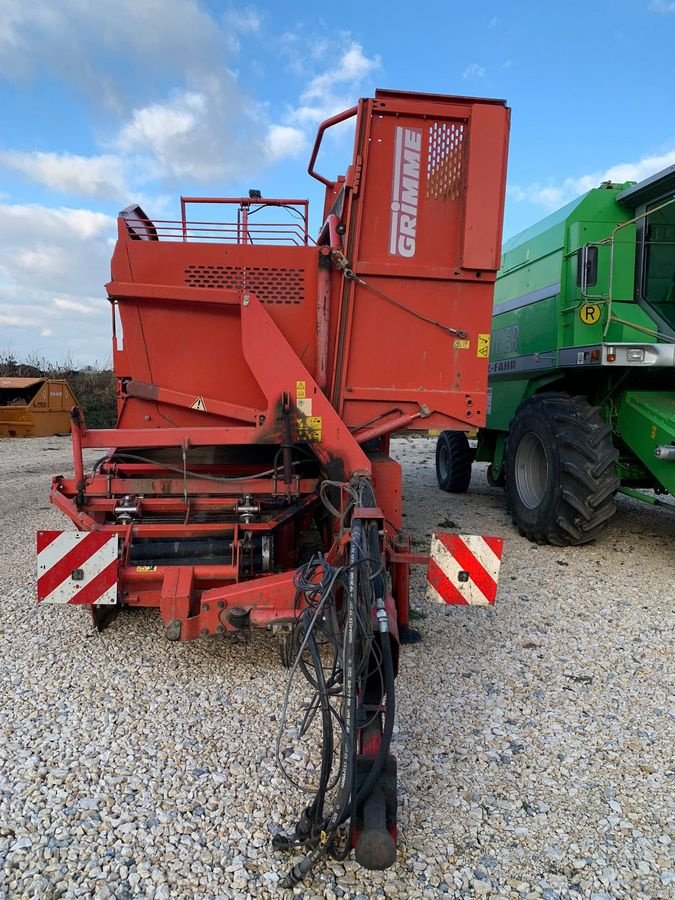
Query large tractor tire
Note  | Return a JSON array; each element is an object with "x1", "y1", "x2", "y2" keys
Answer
[
  {"x1": 436, "y1": 431, "x2": 472, "y2": 493},
  {"x1": 504, "y1": 393, "x2": 619, "y2": 546}
]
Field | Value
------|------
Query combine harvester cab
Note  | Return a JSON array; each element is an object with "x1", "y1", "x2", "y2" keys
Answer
[
  {"x1": 436, "y1": 164, "x2": 675, "y2": 545},
  {"x1": 38, "y1": 89, "x2": 509, "y2": 880}
]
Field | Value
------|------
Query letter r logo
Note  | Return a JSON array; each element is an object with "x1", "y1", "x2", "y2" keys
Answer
[{"x1": 578, "y1": 303, "x2": 601, "y2": 325}]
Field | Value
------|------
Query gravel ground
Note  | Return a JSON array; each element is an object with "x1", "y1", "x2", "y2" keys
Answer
[{"x1": 1, "y1": 435, "x2": 673, "y2": 900}]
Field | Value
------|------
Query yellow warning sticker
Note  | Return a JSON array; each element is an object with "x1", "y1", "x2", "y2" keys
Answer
[
  {"x1": 296, "y1": 380, "x2": 306, "y2": 399},
  {"x1": 477, "y1": 334, "x2": 490, "y2": 358},
  {"x1": 190, "y1": 396, "x2": 207, "y2": 411},
  {"x1": 297, "y1": 398, "x2": 312, "y2": 416},
  {"x1": 578, "y1": 303, "x2": 601, "y2": 325},
  {"x1": 650, "y1": 425, "x2": 657, "y2": 439},
  {"x1": 135, "y1": 566, "x2": 157, "y2": 573},
  {"x1": 454, "y1": 339, "x2": 470, "y2": 350},
  {"x1": 297, "y1": 416, "x2": 322, "y2": 442}
]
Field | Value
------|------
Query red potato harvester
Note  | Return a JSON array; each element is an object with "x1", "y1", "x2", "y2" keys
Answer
[{"x1": 37, "y1": 89, "x2": 509, "y2": 885}]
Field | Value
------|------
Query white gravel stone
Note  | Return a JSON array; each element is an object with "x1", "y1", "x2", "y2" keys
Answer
[{"x1": 1, "y1": 435, "x2": 674, "y2": 899}]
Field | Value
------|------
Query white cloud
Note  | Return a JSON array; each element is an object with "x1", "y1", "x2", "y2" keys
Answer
[
  {"x1": 0, "y1": 2, "x2": 302, "y2": 187},
  {"x1": 489, "y1": 16, "x2": 498, "y2": 27},
  {"x1": 0, "y1": 203, "x2": 112, "y2": 242},
  {"x1": 463, "y1": 63, "x2": 486, "y2": 79},
  {"x1": 223, "y1": 6, "x2": 263, "y2": 34},
  {"x1": 509, "y1": 147, "x2": 675, "y2": 210},
  {"x1": 0, "y1": 9, "x2": 383, "y2": 362},
  {"x1": 278, "y1": 30, "x2": 332, "y2": 78},
  {"x1": 303, "y1": 40, "x2": 379, "y2": 98},
  {"x1": 16, "y1": 246, "x2": 64, "y2": 274},
  {"x1": 117, "y1": 90, "x2": 206, "y2": 158},
  {"x1": 53, "y1": 297, "x2": 102, "y2": 315},
  {"x1": 0, "y1": 151, "x2": 128, "y2": 199},
  {"x1": 115, "y1": 80, "x2": 275, "y2": 181},
  {"x1": 221, "y1": 6, "x2": 263, "y2": 53},
  {"x1": 290, "y1": 42, "x2": 381, "y2": 126},
  {"x1": 0, "y1": 0, "x2": 226, "y2": 97},
  {"x1": 2, "y1": 6, "x2": 379, "y2": 194},
  {"x1": 264, "y1": 125, "x2": 306, "y2": 162},
  {"x1": 0, "y1": 2, "x2": 291, "y2": 188},
  {"x1": 337, "y1": 43, "x2": 378, "y2": 82},
  {"x1": 648, "y1": 1, "x2": 675, "y2": 11},
  {"x1": 0, "y1": 3, "x2": 54, "y2": 74},
  {"x1": 0, "y1": 203, "x2": 115, "y2": 362},
  {"x1": 110, "y1": 37, "x2": 379, "y2": 181},
  {"x1": 589, "y1": 149, "x2": 675, "y2": 186},
  {"x1": 0, "y1": 312, "x2": 43, "y2": 328}
]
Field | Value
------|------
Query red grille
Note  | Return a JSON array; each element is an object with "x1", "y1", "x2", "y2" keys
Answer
[{"x1": 184, "y1": 265, "x2": 304, "y2": 304}]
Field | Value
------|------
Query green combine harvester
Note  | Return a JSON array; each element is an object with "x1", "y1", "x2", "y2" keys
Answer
[{"x1": 435, "y1": 165, "x2": 675, "y2": 545}]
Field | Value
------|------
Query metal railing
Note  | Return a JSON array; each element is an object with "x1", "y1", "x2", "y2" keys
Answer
[{"x1": 120, "y1": 197, "x2": 311, "y2": 246}]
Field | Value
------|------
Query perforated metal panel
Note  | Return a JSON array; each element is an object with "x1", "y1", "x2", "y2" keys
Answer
[
  {"x1": 184, "y1": 265, "x2": 304, "y2": 304},
  {"x1": 426, "y1": 122, "x2": 465, "y2": 201}
]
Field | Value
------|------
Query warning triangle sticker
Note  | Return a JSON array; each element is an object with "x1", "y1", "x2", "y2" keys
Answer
[{"x1": 190, "y1": 396, "x2": 207, "y2": 411}]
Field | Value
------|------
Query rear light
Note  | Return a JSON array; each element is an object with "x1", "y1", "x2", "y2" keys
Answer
[{"x1": 606, "y1": 346, "x2": 616, "y2": 362}]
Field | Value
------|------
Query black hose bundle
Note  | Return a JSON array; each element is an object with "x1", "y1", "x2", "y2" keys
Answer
[{"x1": 274, "y1": 475, "x2": 396, "y2": 887}]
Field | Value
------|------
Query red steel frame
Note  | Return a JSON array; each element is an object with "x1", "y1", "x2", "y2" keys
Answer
[{"x1": 50, "y1": 89, "x2": 510, "y2": 646}]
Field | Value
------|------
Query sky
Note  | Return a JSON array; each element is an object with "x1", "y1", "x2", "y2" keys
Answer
[{"x1": 1, "y1": 0, "x2": 674, "y2": 365}]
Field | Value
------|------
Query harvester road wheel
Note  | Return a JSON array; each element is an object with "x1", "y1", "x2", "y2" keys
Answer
[
  {"x1": 278, "y1": 629, "x2": 296, "y2": 669},
  {"x1": 505, "y1": 393, "x2": 619, "y2": 546},
  {"x1": 486, "y1": 463, "x2": 505, "y2": 488},
  {"x1": 436, "y1": 431, "x2": 472, "y2": 493}
]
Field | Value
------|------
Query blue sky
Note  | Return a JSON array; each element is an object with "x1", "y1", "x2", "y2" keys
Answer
[{"x1": 1, "y1": 0, "x2": 674, "y2": 364}]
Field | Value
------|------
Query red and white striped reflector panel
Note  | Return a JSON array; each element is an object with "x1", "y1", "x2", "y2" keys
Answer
[
  {"x1": 426, "y1": 533, "x2": 503, "y2": 606},
  {"x1": 37, "y1": 531, "x2": 119, "y2": 606}
]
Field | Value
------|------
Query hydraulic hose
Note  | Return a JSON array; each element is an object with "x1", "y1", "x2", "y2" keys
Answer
[
  {"x1": 339, "y1": 602, "x2": 395, "y2": 826},
  {"x1": 305, "y1": 614, "x2": 334, "y2": 828},
  {"x1": 340, "y1": 504, "x2": 396, "y2": 825},
  {"x1": 280, "y1": 530, "x2": 361, "y2": 889},
  {"x1": 278, "y1": 475, "x2": 397, "y2": 886}
]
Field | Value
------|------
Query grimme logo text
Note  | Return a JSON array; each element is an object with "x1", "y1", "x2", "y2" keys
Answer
[{"x1": 389, "y1": 126, "x2": 422, "y2": 258}]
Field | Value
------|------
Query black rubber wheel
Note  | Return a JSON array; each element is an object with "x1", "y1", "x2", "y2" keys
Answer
[
  {"x1": 504, "y1": 393, "x2": 619, "y2": 546},
  {"x1": 436, "y1": 431, "x2": 472, "y2": 493},
  {"x1": 278, "y1": 629, "x2": 295, "y2": 668},
  {"x1": 486, "y1": 463, "x2": 506, "y2": 488}
]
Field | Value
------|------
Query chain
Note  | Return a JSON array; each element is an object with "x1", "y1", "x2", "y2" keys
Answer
[{"x1": 330, "y1": 249, "x2": 468, "y2": 339}]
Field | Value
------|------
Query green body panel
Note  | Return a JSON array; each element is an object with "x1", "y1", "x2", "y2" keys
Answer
[
  {"x1": 479, "y1": 170, "x2": 675, "y2": 495},
  {"x1": 617, "y1": 392, "x2": 675, "y2": 495}
]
